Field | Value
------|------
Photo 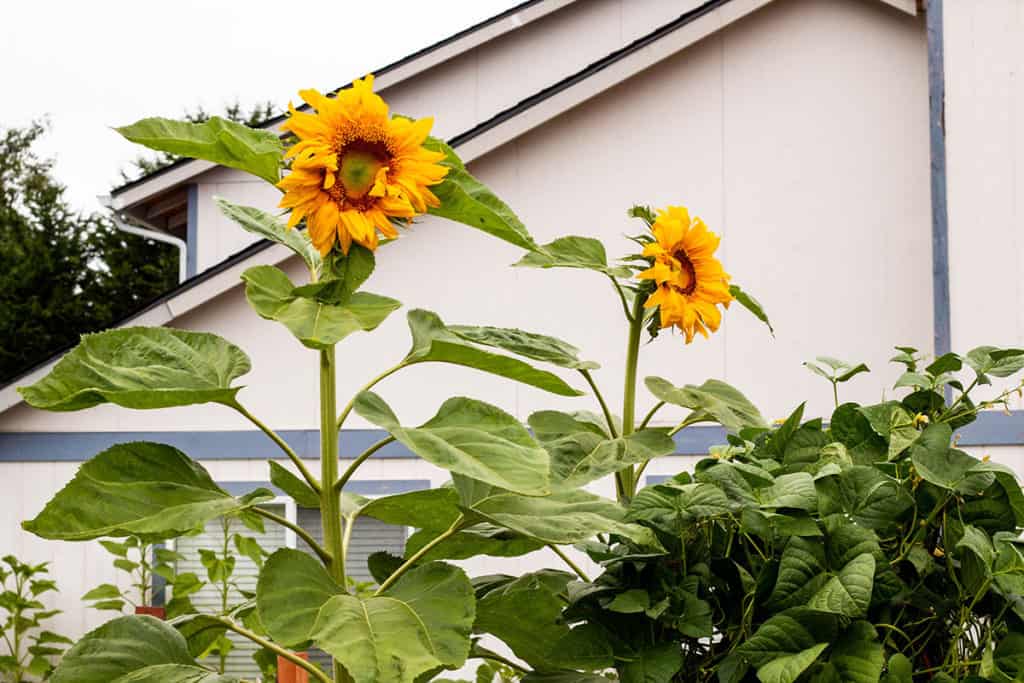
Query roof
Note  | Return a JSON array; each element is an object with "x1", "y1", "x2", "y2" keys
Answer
[
  {"x1": 1, "y1": 0, "x2": 918, "y2": 408},
  {"x1": 109, "y1": 0, "x2": 572, "y2": 201}
]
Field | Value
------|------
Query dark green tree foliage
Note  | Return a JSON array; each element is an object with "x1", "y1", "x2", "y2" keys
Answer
[{"x1": 0, "y1": 122, "x2": 178, "y2": 383}]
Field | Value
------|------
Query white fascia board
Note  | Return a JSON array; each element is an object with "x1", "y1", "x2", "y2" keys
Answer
[
  {"x1": 877, "y1": 0, "x2": 918, "y2": 16},
  {"x1": 459, "y1": 0, "x2": 776, "y2": 162},
  {"x1": 109, "y1": 0, "x2": 577, "y2": 209}
]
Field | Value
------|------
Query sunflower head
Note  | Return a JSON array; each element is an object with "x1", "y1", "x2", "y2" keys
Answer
[
  {"x1": 277, "y1": 75, "x2": 449, "y2": 255},
  {"x1": 636, "y1": 206, "x2": 732, "y2": 343}
]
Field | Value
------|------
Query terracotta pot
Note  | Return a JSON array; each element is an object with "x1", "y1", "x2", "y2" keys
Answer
[
  {"x1": 277, "y1": 652, "x2": 309, "y2": 683},
  {"x1": 134, "y1": 606, "x2": 166, "y2": 619}
]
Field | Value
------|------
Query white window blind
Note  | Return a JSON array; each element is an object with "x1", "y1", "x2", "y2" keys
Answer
[{"x1": 173, "y1": 505, "x2": 287, "y2": 679}]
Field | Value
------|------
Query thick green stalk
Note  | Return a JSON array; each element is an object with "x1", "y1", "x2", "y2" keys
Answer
[
  {"x1": 617, "y1": 295, "x2": 647, "y2": 501},
  {"x1": 319, "y1": 347, "x2": 347, "y2": 683}
]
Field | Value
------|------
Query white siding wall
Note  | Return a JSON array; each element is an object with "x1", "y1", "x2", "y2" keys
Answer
[
  {"x1": 944, "y1": 0, "x2": 1024, "y2": 407},
  {"x1": 0, "y1": 0, "x2": 948, "y2": 645}
]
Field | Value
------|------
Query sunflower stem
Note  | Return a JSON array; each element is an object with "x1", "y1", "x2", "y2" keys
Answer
[
  {"x1": 617, "y1": 294, "x2": 647, "y2": 502},
  {"x1": 579, "y1": 370, "x2": 618, "y2": 438}
]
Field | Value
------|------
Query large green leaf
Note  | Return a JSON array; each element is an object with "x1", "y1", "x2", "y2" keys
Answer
[
  {"x1": 474, "y1": 570, "x2": 609, "y2": 672},
  {"x1": 214, "y1": 197, "x2": 320, "y2": 273},
  {"x1": 405, "y1": 525, "x2": 543, "y2": 562},
  {"x1": 965, "y1": 346, "x2": 1024, "y2": 382},
  {"x1": 50, "y1": 615, "x2": 230, "y2": 683},
  {"x1": 116, "y1": 116, "x2": 283, "y2": 184},
  {"x1": 514, "y1": 236, "x2": 631, "y2": 278},
  {"x1": 355, "y1": 392, "x2": 550, "y2": 496},
  {"x1": 424, "y1": 137, "x2": 536, "y2": 250},
  {"x1": 859, "y1": 402, "x2": 918, "y2": 459},
  {"x1": 448, "y1": 325, "x2": 598, "y2": 370},
  {"x1": 404, "y1": 310, "x2": 582, "y2": 396},
  {"x1": 19, "y1": 327, "x2": 250, "y2": 411},
  {"x1": 471, "y1": 487, "x2": 659, "y2": 547},
  {"x1": 729, "y1": 284, "x2": 774, "y2": 335},
  {"x1": 627, "y1": 482, "x2": 734, "y2": 534},
  {"x1": 357, "y1": 488, "x2": 463, "y2": 532},
  {"x1": 910, "y1": 423, "x2": 994, "y2": 493},
  {"x1": 619, "y1": 642, "x2": 684, "y2": 683},
  {"x1": 242, "y1": 265, "x2": 400, "y2": 349},
  {"x1": 645, "y1": 377, "x2": 766, "y2": 431},
  {"x1": 739, "y1": 611, "x2": 838, "y2": 683},
  {"x1": 268, "y1": 462, "x2": 320, "y2": 509},
  {"x1": 806, "y1": 554, "x2": 875, "y2": 617},
  {"x1": 768, "y1": 537, "x2": 827, "y2": 610},
  {"x1": 530, "y1": 411, "x2": 675, "y2": 489},
  {"x1": 814, "y1": 466, "x2": 913, "y2": 530},
  {"x1": 23, "y1": 442, "x2": 273, "y2": 541},
  {"x1": 113, "y1": 665, "x2": 241, "y2": 683},
  {"x1": 755, "y1": 473, "x2": 817, "y2": 511},
  {"x1": 257, "y1": 549, "x2": 342, "y2": 648},
  {"x1": 311, "y1": 562, "x2": 475, "y2": 683}
]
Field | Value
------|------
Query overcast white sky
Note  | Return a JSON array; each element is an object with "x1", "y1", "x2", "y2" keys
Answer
[{"x1": 1, "y1": 1, "x2": 519, "y2": 213}]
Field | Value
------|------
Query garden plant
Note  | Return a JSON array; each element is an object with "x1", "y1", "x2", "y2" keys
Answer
[
  {"x1": 15, "y1": 75, "x2": 1024, "y2": 683},
  {"x1": 0, "y1": 556, "x2": 70, "y2": 682}
]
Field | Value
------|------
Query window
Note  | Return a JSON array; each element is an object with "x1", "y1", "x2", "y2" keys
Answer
[{"x1": 170, "y1": 483, "x2": 417, "y2": 679}]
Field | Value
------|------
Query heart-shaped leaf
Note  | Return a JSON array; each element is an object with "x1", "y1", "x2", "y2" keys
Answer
[
  {"x1": 529, "y1": 410, "x2": 675, "y2": 489},
  {"x1": 23, "y1": 442, "x2": 273, "y2": 541},
  {"x1": 354, "y1": 392, "x2": 550, "y2": 496},
  {"x1": 116, "y1": 116, "x2": 283, "y2": 184},
  {"x1": 256, "y1": 548, "x2": 342, "y2": 648},
  {"x1": 405, "y1": 310, "x2": 582, "y2": 396},
  {"x1": 514, "y1": 236, "x2": 631, "y2": 278},
  {"x1": 645, "y1": 377, "x2": 766, "y2": 431},
  {"x1": 311, "y1": 562, "x2": 475, "y2": 683},
  {"x1": 51, "y1": 615, "x2": 237, "y2": 683},
  {"x1": 19, "y1": 327, "x2": 250, "y2": 412},
  {"x1": 242, "y1": 265, "x2": 400, "y2": 349},
  {"x1": 214, "y1": 197, "x2": 321, "y2": 274},
  {"x1": 424, "y1": 137, "x2": 536, "y2": 251}
]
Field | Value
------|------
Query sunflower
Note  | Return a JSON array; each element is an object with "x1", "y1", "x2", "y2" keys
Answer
[
  {"x1": 636, "y1": 206, "x2": 732, "y2": 343},
  {"x1": 277, "y1": 75, "x2": 449, "y2": 255}
]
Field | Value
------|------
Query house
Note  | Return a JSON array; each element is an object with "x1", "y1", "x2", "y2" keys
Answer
[{"x1": 1, "y1": 0, "x2": 1022, "y2": 677}]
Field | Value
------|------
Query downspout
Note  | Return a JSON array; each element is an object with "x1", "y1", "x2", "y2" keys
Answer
[{"x1": 98, "y1": 195, "x2": 189, "y2": 284}]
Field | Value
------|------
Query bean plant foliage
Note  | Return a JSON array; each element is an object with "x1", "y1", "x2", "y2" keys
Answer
[{"x1": 15, "y1": 79, "x2": 1024, "y2": 683}]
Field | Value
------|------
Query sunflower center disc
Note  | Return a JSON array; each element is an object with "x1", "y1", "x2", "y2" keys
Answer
[
  {"x1": 338, "y1": 147, "x2": 387, "y2": 199},
  {"x1": 673, "y1": 249, "x2": 698, "y2": 296}
]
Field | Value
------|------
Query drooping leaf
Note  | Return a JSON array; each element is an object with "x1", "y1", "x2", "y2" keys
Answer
[
  {"x1": 354, "y1": 392, "x2": 551, "y2": 496},
  {"x1": 116, "y1": 116, "x2": 283, "y2": 184},
  {"x1": 19, "y1": 327, "x2": 251, "y2": 411},
  {"x1": 474, "y1": 570, "x2": 600, "y2": 671},
  {"x1": 357, "y1": 488, "x2": 463, "y2": 532},
  {"x1": 294, "y1": 244, "x2": 376, "y2": 304},
  {"x1": 739, "y1": 610, "x2": 838, "y2": 683},
  {"x1": 267, "y1": 462, "x2": 320, "y2": 509},
  {"x1": 214, "y1": 197, "x2": 320, "y2": 273},
  {"x1": 859, "y1": 402, "x2": 919, "y2": 459},
  {"x1": 755, "y1": 473, "x2": 817, "y2": 511},
  {"x1": 768, "y1": 537, "x2": 827, "y2": 610},
  {"x1": 424, "y1": 137, "x2": 536, "y2": 251},
  {"x1": 910, "y1": 423, "x2": 994, "y2": 493},
  {"x1": 514, "y1": 236, "x2": 631, "y2": 278},
  {"x1": 311, "y1": 562, "x2": 475, "y2": 683},
  {"x1": 618, "y1": 642, "x2": 683, "y2": 683},
  {"x1": 50, "y1": 615, "x2": 200, "y2": 683},
  {"x1": 645, "y1": 377, "x2": 766, "y2": 431},
  {"x1": 729, "y1": 284, "x2": 773, "y2": 335},
  {"x1": 23, "y1": 442, "x2": 272, "y2": 541},
  {"x1": 627, "y1": 482, "x2": 734, "y2": 535},
  {"x1": 404, "y1": 526, "x2": 543, "y2": 562},
  {"x1": 470, "y1": 487, "x2": 660, "y2": 548},
  {"x1": 404, "y1": 310, "x2": 582, "y2": 396},
  {"x1": 256, "y1": 549, "x2": 342, "y2": 648},
  {"x1": 806, "y1": 554, "x2": 875, "y2": 617},
  {"x1": 112, "y1": 664, "x2": 242, "y2": 682},
  {"x1": 448, "y1": 325, "x2": 598, "y2": 370},
  {"x1": 529, "y1": 411, "x2": 675, "y2": 489},
  {"x1": 242, "y1": 265, "x2": 400, "y2": 350}
]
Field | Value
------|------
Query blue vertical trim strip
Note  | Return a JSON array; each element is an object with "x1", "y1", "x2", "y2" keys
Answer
[
  {"x1": 186, "y1": 184, "x2": 199, "y2": 279},
  {"x1": 150, "y1": 543, "x2": 166, "y2": 608},
  {"x1": 928, "y1": 0, "x2": 951, "y2": 360}
]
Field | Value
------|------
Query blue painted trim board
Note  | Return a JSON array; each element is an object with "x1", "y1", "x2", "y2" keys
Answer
[
  {"x1": 185, "y1": 184, "x2": 199, "y2": 279},
  {"x1": 927, "y1": 0, "x2": 952, "y2": 361},
  {"x1": 3, "y1": 412, "x2": 1023, "y2": 462}
]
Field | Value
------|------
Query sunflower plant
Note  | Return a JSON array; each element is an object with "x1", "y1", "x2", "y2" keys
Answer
[{"x1": 21, "y1": 76, "x2": 767, "y2": 683}]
